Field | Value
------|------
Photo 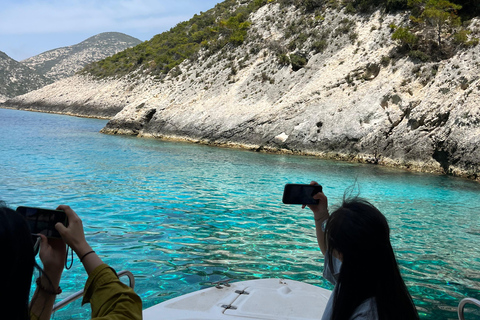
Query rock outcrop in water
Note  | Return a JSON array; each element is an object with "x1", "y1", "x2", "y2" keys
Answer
[{"x1": 4, "y1": 3, "x2": 480, "y2": 181}]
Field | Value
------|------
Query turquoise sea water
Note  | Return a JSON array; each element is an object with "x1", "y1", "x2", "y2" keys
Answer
[{"x1": 0, "y1": 108, "x2": 479, "y2": 319}]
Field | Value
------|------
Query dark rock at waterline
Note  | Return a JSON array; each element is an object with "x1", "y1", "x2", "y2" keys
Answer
[{"x1": 3, "y1": 100, "x2": 123, "y2": 119}]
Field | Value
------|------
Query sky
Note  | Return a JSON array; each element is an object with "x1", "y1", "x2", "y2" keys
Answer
[{"x1": 0, "y1": 0, "x2": 222, "y2": 61}]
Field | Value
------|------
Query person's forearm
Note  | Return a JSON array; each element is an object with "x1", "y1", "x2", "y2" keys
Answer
[
  {"x1": 75, "y1": 244, "x2": 104, "y2": 275},
  {"x1": 314, "y1": 216, "x2": 328, "y2": 255},
  {"x1": 30, "y1": 273, "x2": 62, "y2": 320},
  {"x1": 305, "y1": 185, "x2": 329, "y2": 255},
  {"x1": 312, "y1": 205, "x2": 329, "y2": 255}
]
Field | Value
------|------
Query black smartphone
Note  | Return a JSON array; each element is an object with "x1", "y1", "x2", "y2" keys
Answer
[
  {"x1": 16, "y1": 206, "x2": 67, "y2": 238},
  {"x1": 282, "y1": 184, "x2": 323, "y2": 205}
]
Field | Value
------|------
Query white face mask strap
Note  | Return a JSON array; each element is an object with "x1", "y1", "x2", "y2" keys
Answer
[
  {"x1": 33, "y1": 234, "x2": 41, "y2": 256},
  {"x1": 31, "y1": 234, "x2": 73, "y2": 269}
]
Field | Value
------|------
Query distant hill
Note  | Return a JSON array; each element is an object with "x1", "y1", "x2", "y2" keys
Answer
[
  {"x1": 0, "y1": 51, "x2": 52, "y2": 101},
  {"x1": 21, "y1": 32, "x2": 142, "y2": 81},
  {"x1": 0, "y1": 32, "x2": 142, "y2": 101}
]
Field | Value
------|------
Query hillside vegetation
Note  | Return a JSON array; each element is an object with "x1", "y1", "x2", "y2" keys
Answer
[
  {"x1": 81, "y1": 0, "x2": 262, "y2": 78},
  {"x1": 81, "y1": 0, "x2": 479, "y2": 80}
]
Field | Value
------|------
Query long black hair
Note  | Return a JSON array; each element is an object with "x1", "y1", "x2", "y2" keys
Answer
[
  {"x1": 0, "y1": 203, "x2": 35, "y2": 320},
  {"x1": 325, "y1": 197, "x2": 419, "y2": 320}
]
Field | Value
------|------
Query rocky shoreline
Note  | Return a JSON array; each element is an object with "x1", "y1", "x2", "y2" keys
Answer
[
  {"x1": 4, "y1": 6, "x2": 480, "y2": 182},
  {"x1": 1, "y1": 103, "x2": 116, "y2": 120},
  {"x1": 3, "y1": 75, "x2": 128, "y2": 119}
]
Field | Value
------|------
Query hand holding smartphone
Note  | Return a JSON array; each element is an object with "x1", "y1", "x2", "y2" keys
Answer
[
  {"x1": 282, "y1": 183, "x2": 323, "y2": 205},
  {"x1": 16, "y1": 206, "x2": 68, "y2": 238}
]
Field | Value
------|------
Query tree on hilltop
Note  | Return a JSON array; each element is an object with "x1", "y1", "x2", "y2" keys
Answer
[
  {"x1": 390, "y1": 0, "x2": 478, "y2": 61},
  {"x1": 409, "y1": 0, "x2": 462, "y2": 46}
]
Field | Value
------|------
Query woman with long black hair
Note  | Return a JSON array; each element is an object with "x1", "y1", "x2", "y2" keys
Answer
[
  {"x1": 304, "y1": 182, "x2": 419, "y2": 320},
  {"x1": 0, "y1": 203, "x2": 65, "y2": 320},
  {"x1": 0, "y1": 203, "x2": 142, "y2": 320}
]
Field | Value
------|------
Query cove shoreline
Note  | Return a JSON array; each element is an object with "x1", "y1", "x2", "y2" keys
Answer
[{"x1": 101, "y1": 126, "x2": 471, "y2": 183}]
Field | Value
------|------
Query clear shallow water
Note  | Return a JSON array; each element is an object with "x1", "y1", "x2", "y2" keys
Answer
[{"x1": 1, "y1": 108, "x2": 479, "y2": 319}]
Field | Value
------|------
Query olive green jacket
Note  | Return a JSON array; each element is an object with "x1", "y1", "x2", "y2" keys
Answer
[{"x1": 82, "y1": 264, "x2": 142, "y2": 319}]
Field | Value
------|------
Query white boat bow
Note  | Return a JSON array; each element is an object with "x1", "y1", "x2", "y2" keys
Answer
[{"x1": 143, "y1": 278, "x2": 332, "y2": 320}]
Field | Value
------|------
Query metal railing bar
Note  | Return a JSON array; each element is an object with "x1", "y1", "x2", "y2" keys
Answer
[{"x1": 458, "y1": 297, "x2": 480, "y2": 320}]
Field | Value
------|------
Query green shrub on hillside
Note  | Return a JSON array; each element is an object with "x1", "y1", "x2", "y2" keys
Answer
[
  {"x1": 289, "y1": 53, "x2": 308, "y2": 70},
  {"x1": 312, "y1": 39, "x2": 328, "y2": 53},
  {"x1": 391, "y1": 26, "x2": 418, "y2": 49},
  {"x1": 302, "y1": 0, "x2": 326, "y2": 11},
  {"x1": 408, "y1": 49, "x2": 431, "y2": 62},
  {"x1": 454, "y1": 29, "x2": 480, "y2": 46},
  {"x1": 278, "y1": 53, "x2": 291, "y2": 65}
]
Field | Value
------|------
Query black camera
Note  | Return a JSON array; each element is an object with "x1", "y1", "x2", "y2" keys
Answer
[
  {"x1": 282, "y1": 184, "x2": 323, "y2": 205},
  {"x1": 16, "y1": 206, "x2": 68, "y2": 238}
]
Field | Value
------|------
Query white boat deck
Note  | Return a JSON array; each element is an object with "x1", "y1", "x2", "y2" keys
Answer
[{"x1": 143, "y1": 278, "x2": 332, "y2": 320}]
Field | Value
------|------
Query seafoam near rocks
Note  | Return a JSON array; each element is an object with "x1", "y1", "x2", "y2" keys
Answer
[{"x1": 5, "y1": 5, "x2": 480, "y2": 180}]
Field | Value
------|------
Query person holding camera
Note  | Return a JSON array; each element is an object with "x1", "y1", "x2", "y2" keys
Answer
[
  {"x1": 0, "y1": 203, "x2": 142, "y2": 320},
  {"x1": 303, "y1": 182, "x2": 419, "y2": 320}
]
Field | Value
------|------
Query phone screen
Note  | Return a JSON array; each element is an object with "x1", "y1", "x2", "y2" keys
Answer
[
  {"x1": 282, "y1": 184, "x2": 323, "y2": 205},
  {"x1": 16, "y1": 206, "x2": 67, "y2": 238}
]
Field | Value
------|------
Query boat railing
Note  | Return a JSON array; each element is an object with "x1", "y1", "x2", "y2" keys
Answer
[
  {"x1": 52, "y1": 270, "x2": 135, "y2": 313},
  {"x1": 458, "y1": 297, "x2": 480, "y2": 320}
]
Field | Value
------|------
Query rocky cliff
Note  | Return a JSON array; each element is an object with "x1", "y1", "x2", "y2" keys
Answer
[{"x1": 5, "y1": 3, "x2": 480, "y2": 180}]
